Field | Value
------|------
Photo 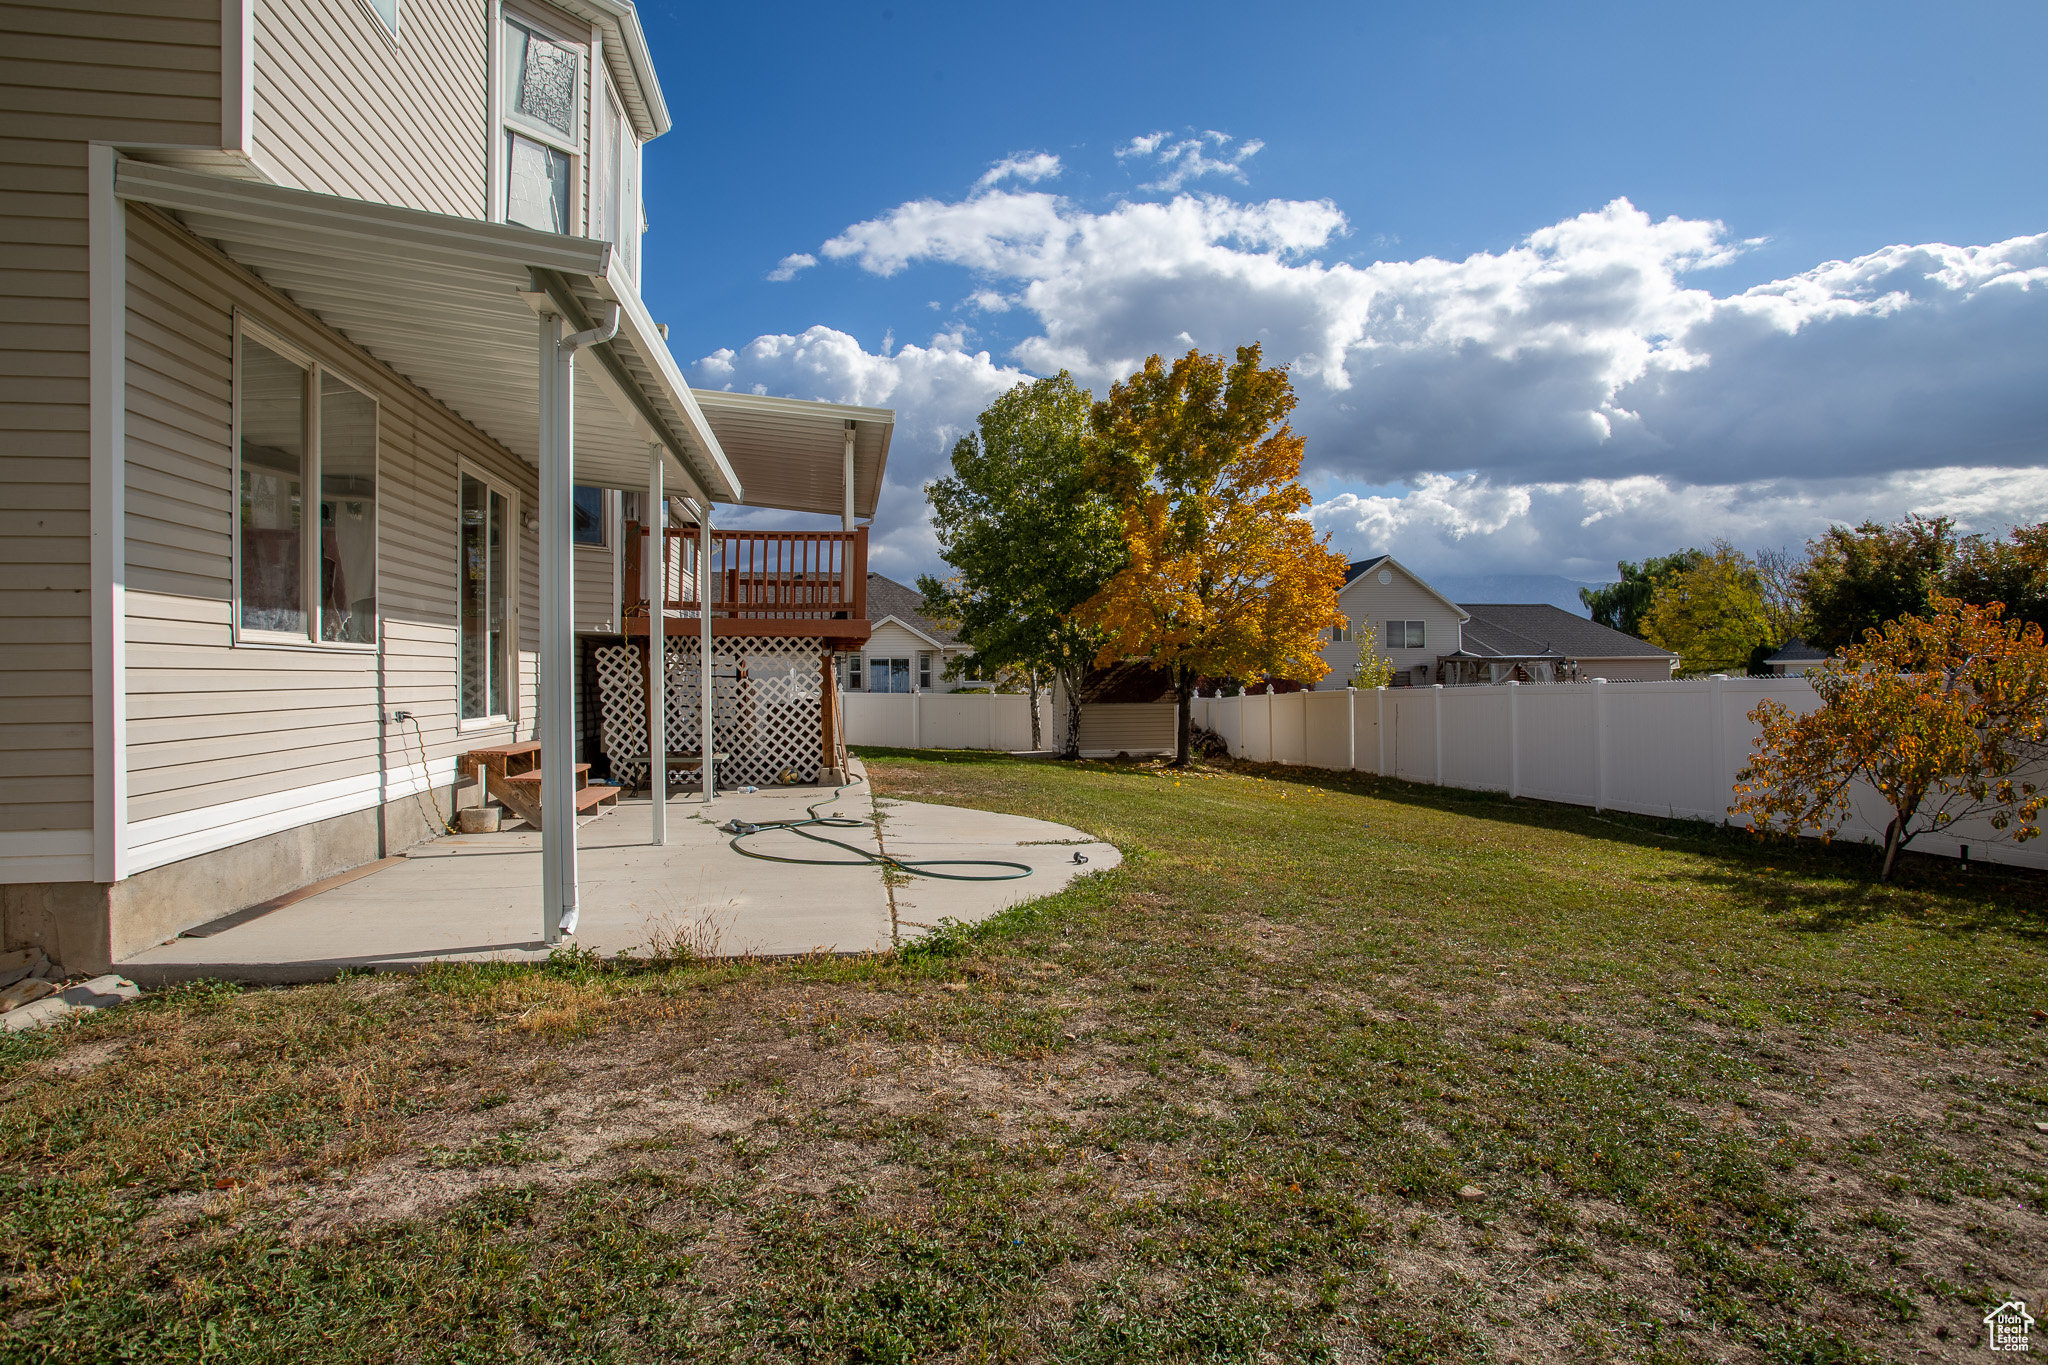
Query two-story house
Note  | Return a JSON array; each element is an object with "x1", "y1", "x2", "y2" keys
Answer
[
  {"x1": 0, "y1": 0, "x2": 887, "y2": 969},
  {"x1": 1312, "y1": 557, "x2": 1677, "y2": 688}
]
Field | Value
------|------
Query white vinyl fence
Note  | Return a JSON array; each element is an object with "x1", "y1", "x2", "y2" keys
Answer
[
  {"x1": 1194, "y1": 678, "x2": 2047, "y2": 873},
  {"x1": 842, "y1": 691, "x2": 1039, "y2": 753}
]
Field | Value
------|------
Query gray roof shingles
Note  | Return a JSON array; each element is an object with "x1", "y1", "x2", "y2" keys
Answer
[
  {"x1": 1766, "y1": 637, "x2": 1829, "y2": 663},
  {"x1": 1452, "y1": 603, "x2": 1676, "y2": 661},
  {"x1": 866, "y1": 572, "x2": 959, "y2": 646}
]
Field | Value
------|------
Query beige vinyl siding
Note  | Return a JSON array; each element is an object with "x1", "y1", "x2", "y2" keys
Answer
[
  {"x1": 1317, "y1": 567, "x2": 1466, "y2": 688},
  {"x1": 121, "y1": 206, "x2": 538, "y2": 828},
  {"x1": 251, "y1": 0, "x2": 487, "y2": 217},
  {"x1": 573, "y1": 539, "x2": 614, "y2": 632},
  {"x1": 1077, "y1": 702, "x2": 1176, "y2": 757},
  {"x1": 0, "y1": 0, "x2": 220, "y2": 836}
]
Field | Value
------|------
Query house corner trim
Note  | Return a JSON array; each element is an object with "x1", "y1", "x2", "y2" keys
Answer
[
  {"x1": 88, "y1": 144, "x2": 129, "y2": 884},
  {"x1": 221, "y1": 0, "x2": 254, "y2": 154}
]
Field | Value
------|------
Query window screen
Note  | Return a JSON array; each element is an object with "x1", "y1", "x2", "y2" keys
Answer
[
  {"x1": 237, "y1": 337, "x2": 307, "y2": 635},
  {"x1": 318, "y1": 373, "x2": 377, "y2": 643}
]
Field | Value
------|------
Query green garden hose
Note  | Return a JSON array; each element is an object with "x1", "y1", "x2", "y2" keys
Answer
[{"x1": 720, "y1": 778, "x2": 1035, "y2": 881}]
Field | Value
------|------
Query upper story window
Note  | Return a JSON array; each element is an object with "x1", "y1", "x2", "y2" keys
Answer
[
  {"x1": 502, "y1": 14, "x2": 581, "y2": 235},
  {"x1": 1383, "y1": 620, "x2": 1425, "y2": 650},
  {"x1": 590, "y1": 79, "x2": 641, "y2": 283}
]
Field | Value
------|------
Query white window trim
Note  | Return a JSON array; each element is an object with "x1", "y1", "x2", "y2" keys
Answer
[
  {"x1": 502, "y1": 6, "x2": 585, "y2": 152},
  {"x1": 456, "y1": 460, "x2": 522, "y2": 730},
  {"x1": 348, "y1": 0, "x2": 400, "y2": 43},
  {"x1": 230, "y1": 313, "x2": 380, "y2": 654}
]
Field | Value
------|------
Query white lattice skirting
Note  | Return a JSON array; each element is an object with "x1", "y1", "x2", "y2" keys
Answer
[{"x1": 595, "y1": 638, "x2": 826, "y2": 788}]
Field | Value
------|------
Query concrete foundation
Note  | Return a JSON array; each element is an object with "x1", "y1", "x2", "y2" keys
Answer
[{"x1": 0, "y1": 780, "x2": 463, "y2": 972}]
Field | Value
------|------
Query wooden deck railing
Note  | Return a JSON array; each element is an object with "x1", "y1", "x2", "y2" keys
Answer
[{"x1": 624, "y1": 522, "x2": 868, "y2": 625}]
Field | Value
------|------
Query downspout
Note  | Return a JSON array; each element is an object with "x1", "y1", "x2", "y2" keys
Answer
[{"x1": 539, "y1": 303, "x2": 619, "y2": 942}]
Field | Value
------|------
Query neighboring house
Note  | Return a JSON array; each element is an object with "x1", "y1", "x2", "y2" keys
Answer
[
  {"x1": 1313, "y1": 556, "x2": 1473, "y2": 688},
  {"x1": 837, "y1": 574, "x2": 976, "y2": 693},
  {"x1": 1311, "y1": 558, "x2": 1677, "y2": 686},
  {"x1": 0, "y1": 0, "x2": 890, "y2": 970},
  {"x1": 1763, "y1": 638, "x2": 1829, "y2": 677}
]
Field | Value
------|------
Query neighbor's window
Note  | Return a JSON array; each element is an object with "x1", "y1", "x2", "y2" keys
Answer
[
  {"x1": 1328, "y1": 624, "x2": 1350, "y2": 643},
  {"x1": 502, "y1": 14, "x2": 580, "y2": 234},
  {"x1": 236, "y1": 327, "x2": 377, "y2": 644},
  {"x1": 869, "y1": 657, "x2": 912, "y2": 693},
  {"x1": 843, "y1": 657, "x2": 863, "y2": 690},
  {"x1": 1383, "y1": 620, "x2": 1425, "y2": 649},
  {"x1": 460, "y1": 473, "x2": 514, "y2": 721},
  {"x1": 917, "y1": 654, "x2": 933, "y2": 689},
  {"x1": 572, "y1": 485, "x2": 607, "y2": 546}
]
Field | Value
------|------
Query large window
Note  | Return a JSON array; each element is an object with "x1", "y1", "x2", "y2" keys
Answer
[
  {"x1": 1383, "y1": 620, "x2": 1425, "y2": 649},
  {"x1": 460, "y1": 473, "x2": 515, "y2": 722},
  {"x1": 235, "y1": 326, "x2": 377, "y2": 645},
  {"x1": 502, "y1": 13, "x2": 580, "y2": 234},
  {"x1": 869, "y1": 657, "x2": 913, "y2": 693}
]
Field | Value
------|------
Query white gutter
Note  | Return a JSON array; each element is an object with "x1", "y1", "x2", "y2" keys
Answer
[{"x1": 581, "y1": 0, "x2": 672, "y2": 137}]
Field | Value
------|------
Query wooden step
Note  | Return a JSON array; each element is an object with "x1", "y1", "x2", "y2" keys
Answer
[
  {"x1": 463, "y1": 741, "x2": 541, "y2": 760},
  {"x1": 505, "y1": 763, "x2": 589, "y2": 789},
  {"x1": 575, "y1": 783, "x2": 620, "y2": 814}
]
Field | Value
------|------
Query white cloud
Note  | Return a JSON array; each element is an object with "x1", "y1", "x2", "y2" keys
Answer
[
  {"x1": 1116, "y1": 129, "x2": 1265, "y2": 192},
  {"x1": 765, "y1": 252, "x2": 815, "y2": 282},
  {"x1": 721, "y1": 174, "x2": 2048, "y2": 584},
  {"x1": 1311, "y1": 468, "x2": 2048, "y2": 582},
  {"x1": 976, "y1": 152, "x2": 1062, "y2": 188}
]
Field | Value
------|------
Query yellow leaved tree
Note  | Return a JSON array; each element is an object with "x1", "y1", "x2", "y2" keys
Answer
[
  {"x1": 1077, "y1": 345, "x2": 1349, "y2": 766},
  {"x1": 1730, "y1": 596, "x2": 2048, "y2": 881}
]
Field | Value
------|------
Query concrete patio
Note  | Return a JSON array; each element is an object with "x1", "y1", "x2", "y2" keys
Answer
[{"x1": 119, "y1": 774, "x2": 1118, "y2": 985}]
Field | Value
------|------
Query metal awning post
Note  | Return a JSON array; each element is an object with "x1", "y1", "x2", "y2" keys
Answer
[
  {"x1": 536, "y1": 309, "x2": 573, "y2": 944},
  {"x1": 700, "y1": 512, "x2": 714, "y2": 804},
  {"x1": 538, "y1": 302, "x2": 618, "y2": 943},
  {"x1": 646, "y1": 440, "x2": 667, "y2": 845}
]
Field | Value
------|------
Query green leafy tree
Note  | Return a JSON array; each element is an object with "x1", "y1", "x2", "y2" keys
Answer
[
  {"x1": 1946, "y1": 522, "x2": 2048, "y2": 635},
  {"x1": 918, "y1": 374, "x2": 1126, "y2": 759},
  {"x1": 1579, "y1": 550, "x2": 1704, "y2": 637},
  {"x1": 1796, "y1": 514, "x2": 1960, "y2": 652},
  {"x1": 1640, "y1": 541, "x2": 1775, "y2": 675}
]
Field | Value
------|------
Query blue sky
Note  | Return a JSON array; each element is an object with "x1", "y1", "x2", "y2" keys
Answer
[{"x1": 632, "y1": 0, "x2": 2048, "y2": 585}]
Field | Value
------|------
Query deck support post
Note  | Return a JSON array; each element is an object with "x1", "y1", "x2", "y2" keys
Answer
[
  {"x1": 700, "y1": 512, "x2": 714, "y2": 804},
  {"x1": 646, "y1": 441, "x2": 666, "y2": 845},
  {"x1": 536, "y1": 309, "x2": 577, "y2": 942},
  {"x1": 842, "y1": 423, "x2": 855, "y2": 532}
]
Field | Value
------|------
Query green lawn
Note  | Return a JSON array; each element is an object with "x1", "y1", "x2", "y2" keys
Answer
[{"x1": 2, "y1": 751, "x2": 2044, "y2": 1363}]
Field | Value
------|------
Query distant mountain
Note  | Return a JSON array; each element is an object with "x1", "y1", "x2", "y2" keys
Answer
[{"x1": 1428, "y1": 573, "x2": 1612, "y2": 617}]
